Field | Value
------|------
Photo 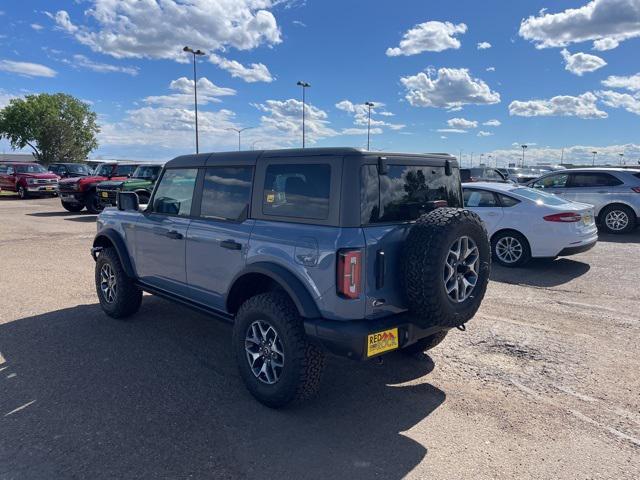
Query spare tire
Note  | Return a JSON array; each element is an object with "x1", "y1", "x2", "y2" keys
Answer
[{"x1": 403, "y1": 208, "x2": 490, "y2": 328}]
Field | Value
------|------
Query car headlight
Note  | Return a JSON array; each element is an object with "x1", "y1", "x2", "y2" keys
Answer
[{"x1": 27, "y1": 178, "x2": 36, "y2": 185}]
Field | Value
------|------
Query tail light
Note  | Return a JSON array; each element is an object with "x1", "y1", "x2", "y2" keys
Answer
[
  {"x1": 543, "y1": 212, "x2": 582, "y2": 222},
  {"x1": 337, "y1": 249, "x2": 362, "y2": 299},
  {"x1": 631, "y1": 187, "x2": 640, "y2": 193}
]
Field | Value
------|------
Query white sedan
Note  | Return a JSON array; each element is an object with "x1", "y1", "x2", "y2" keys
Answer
[{"x1": 462, "y1": 182, "x2": 598, "y2": 267}]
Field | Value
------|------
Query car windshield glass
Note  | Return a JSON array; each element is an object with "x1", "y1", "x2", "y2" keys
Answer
[
  {"x1": 132, "y1": 165, "x2": 161, "y2": 179},
  {"x1": 15, "y1": 164, "x2": 47, "y2": 174},
  {"x1": 512, "y1": 187, "x2": 568, "y2": 206},
  {"x1": 95, "y1": 164, "x2": 113, "y2": 176},
  {"x1": 66, "y1": 164, "x2": 90, "y2": 174}
]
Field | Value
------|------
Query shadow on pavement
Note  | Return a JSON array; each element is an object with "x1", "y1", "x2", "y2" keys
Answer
[
  {"x1": 490, "y1": 258, "x2": 590, "y2": 288},
  {"x1": 64, "y1": 215, "x2": 97, "y2": 223},
  {"x1": 27, "y1": 211, "x2": 90, "y2": 218},
  {"x1": 0, "y1": 297, "x2": 444, "y2": 479},
  {"x1": 597, "y1": 229, "x2": 640, "y2": 243}
]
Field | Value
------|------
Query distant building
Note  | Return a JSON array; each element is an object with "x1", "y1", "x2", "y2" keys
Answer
[{"x1": 0, "y1": 153, "x2": 35, "y2": 163}]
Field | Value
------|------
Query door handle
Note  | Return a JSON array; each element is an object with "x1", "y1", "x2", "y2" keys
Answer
[
  {"x1": 220, "y1": 239, "x2": 242, "y2": 250},
  {"x1": 165, "y1": 230, "x2": 183, "y2": 240}
]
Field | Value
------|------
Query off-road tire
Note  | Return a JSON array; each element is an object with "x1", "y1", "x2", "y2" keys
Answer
[
  {"x1": 62, "y1": 202, "x2": 84, "y2": 213},
  {"x1": 86, "y1": 191, "x2": 104, "y2": 214},
  {"x1": 599, "y1": 204, "x2": 636, "y2": 234},
  {"x1": 403, "y1": 208, "x2": 490, "y2": 329},
  {"x1": 401, "y1": 330, "x2": 449, "y2": 355},
  {"x1": 233, "y1": 291, "x2": 325, "y2": 408},
  {"x1": 491, "y1": 230, "x2": 531, "y2": 267},
  {"x1": 95, "y1": 247, "x2": 142, "y2": 319}
]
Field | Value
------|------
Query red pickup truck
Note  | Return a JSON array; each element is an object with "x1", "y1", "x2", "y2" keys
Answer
[
  {"x1": 58, "y1": 162, "x2": 139, "y2": 213},
  {"x1": 0, "y1": 162, "x2": 59, "y2": 199}
]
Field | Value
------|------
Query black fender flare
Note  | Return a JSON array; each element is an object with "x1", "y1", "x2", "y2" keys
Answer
[
  {"x1": 92, "y1": 228, "x2": 136, "y2": 278},
  {"x1": 226, "y1": 262, "x2": 321, "y2": 319}
]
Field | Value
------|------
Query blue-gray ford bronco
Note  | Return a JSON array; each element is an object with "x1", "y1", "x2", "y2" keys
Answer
[{"x1": 92, "y1": 148, "x2": 490, "y2": 407}]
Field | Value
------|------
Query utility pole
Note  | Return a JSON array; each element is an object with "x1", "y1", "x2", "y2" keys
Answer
[
  {"x1": 592, "y1": 150, "x2": 597, "y2": 166},
  {"x1": 560, "y1": 148, "x2": 564, "y2": 165},
  {"x1": 296, "y1": 81, "x2": 311, "y2": 148},
  {"x1": 521, "y1": 144, "x2": 528, "y2": 167},
  {"x1": 226, "y1": 127, "x2": 253, "y2": 151},
  {"x1": 365, "y1": 101, "x2": 374, "y2": 150},
  {"x1": 183, "y1": 46, "x2": 206, "y2": 154}
]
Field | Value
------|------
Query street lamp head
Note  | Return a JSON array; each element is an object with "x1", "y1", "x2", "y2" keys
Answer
[
  {"x1": 183, "y1": 46, "x2": 205, "y2": 55},
  {"x1": 521, "y1": 144, "x2": 527, "y2": 149},
  {"x1": 297, "y1": 81, "x2": 310, "y2": 87},
  {"x1": 183, "y1": 46, "x2": 191, "y2": 52},
  {"x1": 365, "y1": 101, "x2": 374, "y2": 107}
]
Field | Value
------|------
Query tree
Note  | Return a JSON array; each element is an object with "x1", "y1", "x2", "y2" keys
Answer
[{"x1": 0, "y1": 93, "x2": 99, "y2": 164}]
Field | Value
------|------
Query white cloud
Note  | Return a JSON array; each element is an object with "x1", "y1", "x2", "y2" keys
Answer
[
  {"x1": 209, "y1": 54, "x2": 273, "y2": 83},
  {"x1": 436, "y1": 128, "x2": 467, "y2": 134},
  {"x1": 0, "y1": 89, "x2": 16, "y2": 109},
  {"x1": 400, "y1": 67, "x2": 500, "y2": 110},
  {"x1": 486, "y1": 143, "x2": 640, "y2": 167},
  {"x1": 602, "y1": 72, "x2": 640, "y2": 91},
  {"x1": 509, "y1": 92, "x2": 607, "y2": 118},
  {"x1": 335, "y1": 99, "x2": 405, "y2": 132},
  {"x1": 386, "y1": 21, "x2": 467, "y2": 56},
  {"x1": 341, "y1": 127, "x2": 383, "y2": 136},
  {"x1": 477, "y1": 131, "x2": 493, "y2": 137},
  {"x1": 447, "y1": 117, "x2": 478, "y2": 129},
  {"x1": 253, "y1": 99, "x2": 337, "y2": 145},
  {"x1": 64, "y1": 54, "x2": 139, "y2": 76},
  {"x1": 597, "y1": 90, "x2": 640, "y2": 114},
  {"x1": 440, "y1": 135, "x2": 447, "y2": 139},
  {"x1": 483, "y1": 119, "x2": 501, "y2": 126},
  {"x1": 477, "y1": 41, "x2": 492, "y2": 49},
  {"x1": 31, "y1": 23, "x2": 44, "y2": 31},
  {"x1": 486, "y1": 66, "x2": 496, "y2": 72},
  {"x1": 292, "y1": 20, "x2": 306, "y2": 27},
  {"x1": 519, "y1": 0, "x2": 640, "y2": 50},
  {"x1": 144, "y1": 77, "x2": 236, "y2": 107},
  {"x1": 50, "y1": 1, "x2": 282, "y2": 61},
  {"x1": 0, "y1": 60, "x2": 57, "y2": 78},
  {"x1": 560, "y1": 49, "x2": 606, "y2": 75}
]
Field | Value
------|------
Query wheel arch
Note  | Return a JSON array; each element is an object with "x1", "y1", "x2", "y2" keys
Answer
[
  {"x1": 93, "y1": 229, "x2": 136, "y2": 278},
  {"x1": 226, "y1": 263, "x2": 321, "y2": 319},
  {"x1": 491, "y1": 228, "x2": 531, "y2": 249}
]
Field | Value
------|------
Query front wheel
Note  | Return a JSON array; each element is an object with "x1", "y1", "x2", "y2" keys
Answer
[
  {"x1": 86, "y1": 191, "x2": 104, "y2": 214},
  {"x1": 232, "y1": 292, "x2": 325, "y2": 408},
  {"x1": 62, "y1": 202, "x2": 84, "y2": 213},
  {"x1": 599, "y1": 204, "x2": 636, "y2": 234},
  {"x1": 17, "y1": 186, "x2": 28, "y2": 199},
  {"x1": 95, "y1": 247, "x2": 142, "y2": 319},
  {"x1": 491, "y1": 231, "x2": 531, "y2": 267}
]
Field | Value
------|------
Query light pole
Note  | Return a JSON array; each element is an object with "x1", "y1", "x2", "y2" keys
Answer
[
  {"x1": 619, "y1": 153, "x2": 624, "y2": 165},
  {"x1": 521, "y1": 144, "x2": 528, "y2": 167},
  {"x1": 296, "y1": 81, "x2": 311, "y2": 148},
  {"x1": 183, "y1": 46, "x2": 206, "y2": 154},
  {"x1": 227, "y1": 127, "x2": 253, "y2": 151},
  {"x1": 365, "y1": 101, "x2": 374, "y2": 150},
  {"x1": 480, "y1": 153, "x2": 485, "y2": 166},
  {"x1": 592, "y1": 150, "x2": 597, "y2": 166}
]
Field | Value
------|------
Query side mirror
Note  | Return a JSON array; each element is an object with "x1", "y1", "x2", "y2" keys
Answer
[{"x1": 117, "y1": 191, "x2": 139, "y2": 211}]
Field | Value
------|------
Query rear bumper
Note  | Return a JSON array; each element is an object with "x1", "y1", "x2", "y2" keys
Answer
[
  {"x1": 558, "y1": 239, "x2": 597, "y2": 256},
  {"x1": 304, "y1": 314, "x2": 449, "y2": 361}
]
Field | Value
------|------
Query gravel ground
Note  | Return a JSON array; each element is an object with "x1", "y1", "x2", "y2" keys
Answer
[{"x1": 1, "y1": 196, "x2": 638, "y2": 480}]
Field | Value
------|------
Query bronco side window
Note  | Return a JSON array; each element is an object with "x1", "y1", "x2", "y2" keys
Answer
[
  {"x1": 151, "y1": 168, "x2": 198, "y2": 216},
  {"x1": 200, "y1": 166, "x2": 253, "y2": 221},
  {"x1": 262, "y1": 164, "x2": 331, "y2": 220}
]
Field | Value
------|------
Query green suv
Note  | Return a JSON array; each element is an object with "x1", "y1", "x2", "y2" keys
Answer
[{"x1": 96, "y1": 163, "x2": 163, "y2": 207}]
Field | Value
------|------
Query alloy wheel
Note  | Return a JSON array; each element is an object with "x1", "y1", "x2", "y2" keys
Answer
[
  {"x1": 100, "y1": 264, "x2": 117, "y2": 303},
  {"x1": 245, "y1": 320, "x2": 284, "y2": 385},
  {"x1": 495, "y1": 236, "x2": 523, "y2": 264},
  {"x1": 444, "y1": 236, "x2": 480, "y2": 303},
  {"x1": 605, "y1": 210, "x2": 629, "y2": 232}
]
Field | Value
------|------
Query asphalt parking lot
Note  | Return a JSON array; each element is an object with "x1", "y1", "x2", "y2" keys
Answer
[{"x1": 1, "y1": 195, "x2": 639, "y2": 480}]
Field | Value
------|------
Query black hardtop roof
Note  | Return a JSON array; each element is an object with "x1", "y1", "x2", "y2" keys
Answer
[{"x1": 166, "y1": 148, "x2": 456, "y2": 168}]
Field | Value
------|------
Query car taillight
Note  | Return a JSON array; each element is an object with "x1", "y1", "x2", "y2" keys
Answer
[
  {"x1": 632, "y1": 187, "x2": 640, "y2": 193},
  {"x1": 337, "y1": 249, "x2": 361, "y2": 299},
  {"x1": 543, "y1": 212, "x2": 582, "y2": 222}
]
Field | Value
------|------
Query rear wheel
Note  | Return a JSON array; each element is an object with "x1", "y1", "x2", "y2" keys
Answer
[
  {"x1": 86, "y1": 191, "x2": 104, "y2": 214},
  {"x1": 600, "y1": 204, "x2": 636, "y2": 234},
  {"x1": 233, "y1": 291, "x2": 325, "y2": 408},
  {"x1": 62, "y1": 202, "x2": 84, "y2": 212},
  {"x1": 401, "y1": 330, "x2": 449, "y2": 355},
  {"x1": 491, "y1": 231, "x2": 531, "y2": 267}
]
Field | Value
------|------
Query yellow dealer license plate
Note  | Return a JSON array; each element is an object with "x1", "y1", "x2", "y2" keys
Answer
[
  {"x1": 101, "y1": 192, "x2": 109, "y2": 198},
  {"x1": 367, "y1": 328, "x2": 399, "y2": 357}
]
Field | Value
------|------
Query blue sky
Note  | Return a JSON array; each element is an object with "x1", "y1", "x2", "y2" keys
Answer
[{"x1": 1, "y1": 0, "x2": 639, "y2": 166}]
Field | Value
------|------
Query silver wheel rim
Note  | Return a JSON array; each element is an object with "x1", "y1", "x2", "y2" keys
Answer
[
  {"x1": 245, "y1": 320, "x2": 284, "y2": 385},
  {"x1": 18, "y1": 187, "x2": 25, "y2": 198},
  {"x1": 605, "y1": 210, "x2": 629, "y2": 231},
  {"x1": 495, "y1": 236, "x2": 523, "y2": 264},
  {"x1": 100, "y1": 264, "x2": 117, "y2": 304},
  {"x1": 444, "y1": 236, "x2": 480, "y2": 303}
]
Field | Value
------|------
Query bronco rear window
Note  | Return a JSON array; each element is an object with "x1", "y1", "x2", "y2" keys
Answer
[{"x1": 361, "y1": 164, "x2": 463, "y2": 224}]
